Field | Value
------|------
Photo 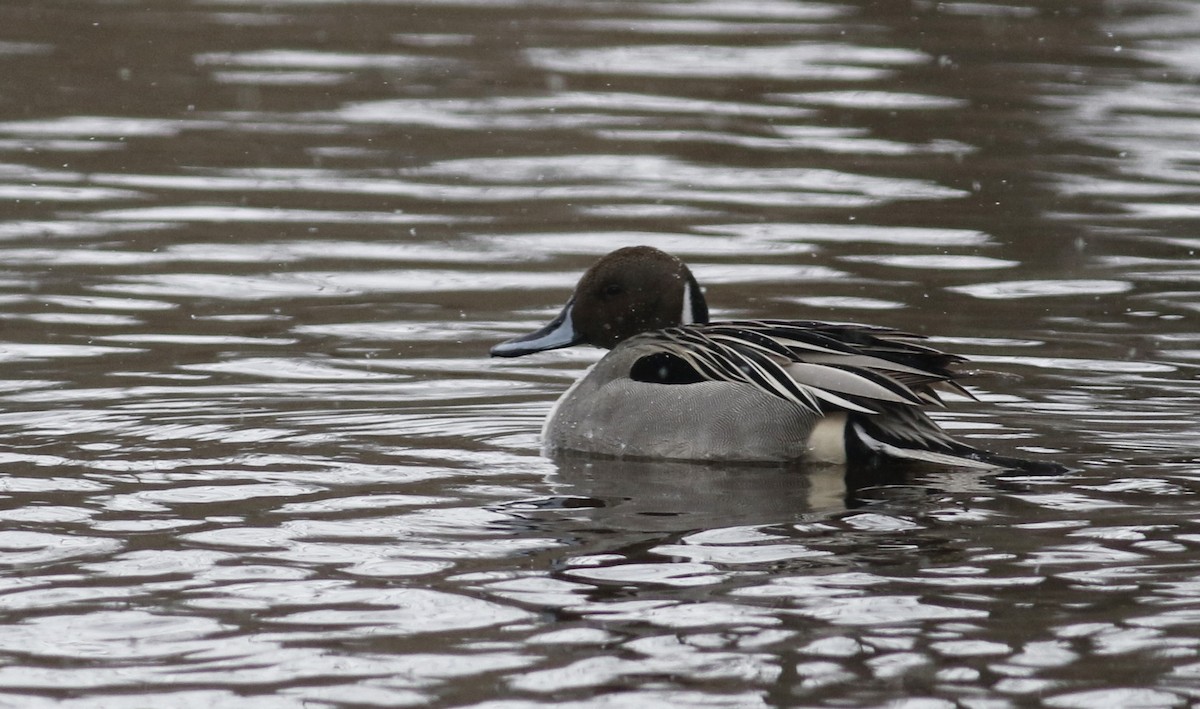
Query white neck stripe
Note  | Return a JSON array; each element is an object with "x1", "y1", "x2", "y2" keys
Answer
[{"x1": 680, "y1": 282, "x2": 694, "y2": 325}]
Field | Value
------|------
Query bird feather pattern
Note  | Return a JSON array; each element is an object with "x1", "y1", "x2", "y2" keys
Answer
[{"x1": 628, "y1": 319, "x2": 972, "y2": 418}]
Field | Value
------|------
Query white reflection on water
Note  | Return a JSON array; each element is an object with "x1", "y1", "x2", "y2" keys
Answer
[
  {"x1": 949, "y1": 279, "x2": 1134, "y2": 299},
  {"x1": 195, "y1": 49, "x2": 455, "y2": 71},
  {"x1": 0, "y1": 117, "x2": 184, "y2": 137},
  {"x1": 840, "y1": 254, "x2": 1018, "y2": 270},
  {"x1": 774, "y1": 90, "x2": 969, "y2": 110},
  {"x1": 0, "y1": 344, "x2": 142, "y2": 362},
  {"x1": 269, "y1": 588, "x2": 534, "y2": 634},
  {"x1": 0, "y1": 139, "x2": 125, "y2": 153},
  {"x1": 642, "y1": 0, "x2": 846, "y2": 21},
  {"x1": 473, "y1": 231, "x2": 818, "y2": 258},
  {"x1": 0, "y1": 185, "x2": 141, "y2": 202},
  {"x1": 82, "y1": 158, "x2": 964, "y2": 208},
  {"x1": 697, "y1": 223, "x2": 993, "y2": 246},
  {"x1": 0, "y1": 220, "x2": 168, "y2": 241},
  {"x1": 596, "y1": 126, "x2": 973, "y2": 156},
  {"x1": 0, "y1": 41, "x2": 52, "y2": 55},
  {"x1": 89, "y1": 206, "x2": 461, "y2": 224},
  {"x1": 417, "y1": 154, "x2": 965, "y2": 200},
  {"x1": 506, "y1": 91, "x2": 814, "y2": 119},
  {"x1": 0, "y1": 611, "x2": 225, "y2": 659},
  {"x1": 526, "y1": 43, "x2": 925, "y2": 80},
  {"x1": 212, "y1": 71, "x2": 351, "y2": 86},
  {"x1": 0, "y1": 532, "x2": 122, "y2": 566}
]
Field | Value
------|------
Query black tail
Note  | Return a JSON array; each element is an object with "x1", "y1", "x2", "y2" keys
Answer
[{"x1": 846, "y1": 407, "x2": 1067, "y2": 475}]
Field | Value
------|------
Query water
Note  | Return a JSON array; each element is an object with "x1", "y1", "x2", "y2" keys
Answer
[{"x1": 1, "y1": 0, "x2": 1200, "y2": 706}]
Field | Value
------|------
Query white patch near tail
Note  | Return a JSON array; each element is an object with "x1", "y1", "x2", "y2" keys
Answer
[
  {"x1": 850, "y1": 421, "x2": 1000, "y2": 470},
  {"x1": 806, "y1": 412, "x2": 848, "y2": 464}
]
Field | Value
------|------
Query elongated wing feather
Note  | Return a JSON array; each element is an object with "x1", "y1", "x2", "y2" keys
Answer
[
  {"x1": 785, "y1": 362, "x2": 920, "y2": 405},
  {"x1": 628, "y1": 318, "x2": 974, "y2": 417}
]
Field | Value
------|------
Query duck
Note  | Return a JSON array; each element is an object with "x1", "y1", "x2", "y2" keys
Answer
[{"x1": 491, "y1": 245, "x2": 1060, "y2": 473}]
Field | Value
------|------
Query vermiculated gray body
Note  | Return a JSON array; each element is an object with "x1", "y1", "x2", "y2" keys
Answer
[{"x1": 543, "y1": 343, "x2": 827, "y2": 462}]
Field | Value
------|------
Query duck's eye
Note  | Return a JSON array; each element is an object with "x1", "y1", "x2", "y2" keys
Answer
[{"x1": 601, "y1": 282, "x2": 623, "y2": 298}]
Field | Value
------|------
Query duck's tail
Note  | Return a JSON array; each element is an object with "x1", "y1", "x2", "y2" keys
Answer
[{"x1": 846, "y1": 406, "x2": 1067, "y2": 475}]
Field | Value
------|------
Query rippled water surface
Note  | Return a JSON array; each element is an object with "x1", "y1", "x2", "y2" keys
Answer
[{"x1": 3, "y1": 0, "x2": 1200, "y2": 706}]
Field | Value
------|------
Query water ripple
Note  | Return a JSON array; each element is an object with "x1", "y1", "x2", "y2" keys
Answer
[{"x1": 0, "y1": 0, "x2": 1197, "y2": 706}]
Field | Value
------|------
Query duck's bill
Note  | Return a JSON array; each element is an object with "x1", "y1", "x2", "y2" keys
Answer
[{"x1": 490, "y1": 300, "x2": 584, "y2": 357}]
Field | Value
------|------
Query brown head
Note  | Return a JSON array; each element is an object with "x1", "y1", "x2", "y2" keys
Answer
[{"x1": 491, "y1": 246, "x2": 709, "y2": 357}]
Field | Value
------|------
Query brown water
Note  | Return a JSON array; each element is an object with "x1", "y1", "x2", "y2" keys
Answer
[{"x1": 1, "y1": 0, "x2": 1199, "y2": 706}]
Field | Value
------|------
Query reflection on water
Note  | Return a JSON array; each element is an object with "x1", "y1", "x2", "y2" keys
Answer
[
  {"x1": 540, "y1": 456, "x2": 853, "y2": 531},
  {"x1": 1, "y1": 0, "x2": 1200, "y2": 706}
]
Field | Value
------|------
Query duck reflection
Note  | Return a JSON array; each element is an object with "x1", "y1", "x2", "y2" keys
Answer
[{"x1": 535, "y1": 453, "x2": 918, "y2": 535}]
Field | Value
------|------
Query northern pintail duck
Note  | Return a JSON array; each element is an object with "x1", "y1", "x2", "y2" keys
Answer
[{"x1": 492, "y1": 246, "x2": 1058, "y2": 472}]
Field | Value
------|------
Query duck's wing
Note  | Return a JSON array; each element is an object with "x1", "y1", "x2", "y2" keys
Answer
[
  {"x1": 716, "y1": 319, "x2": 974, "y2": 405},
  {"x1": 625, "y1": 321, "x2": 1063, "y2": 473},
  {"x1": 628, "y1": 319, "x2": 972, "y2": 416}
]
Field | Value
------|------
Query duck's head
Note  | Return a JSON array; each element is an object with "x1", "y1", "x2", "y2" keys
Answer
[{"x1": 491, "y1": 245, "x2": 709, "y2": 357}]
